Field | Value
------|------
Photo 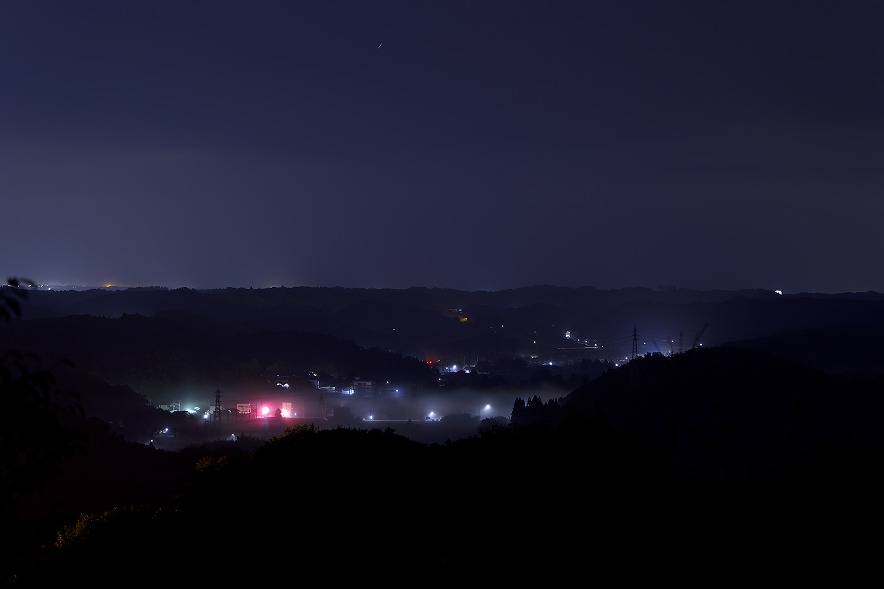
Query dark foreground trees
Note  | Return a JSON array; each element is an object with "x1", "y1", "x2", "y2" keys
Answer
[
  {"x1": 1, "y1": 279, "x2": 88, "y2": 578},
  {"x1": 7, "y1": 413, "x2": 883, "y2": 586},
  {"x1": 7, "y1": 420, "x2": 677, "y2": 586},
  {"x1": 5, "y1": 278, "x2": 884, "y2": 585}
]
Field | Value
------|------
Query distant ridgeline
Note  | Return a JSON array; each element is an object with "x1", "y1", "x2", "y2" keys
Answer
[{"x1": 13, "y1": 284, "x2": 884, "y2": 379}]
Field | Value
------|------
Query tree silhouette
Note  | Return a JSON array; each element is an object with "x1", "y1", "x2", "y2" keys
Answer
[{"x1": 0, "y1": 277, "x2": 86, "y2": 579}]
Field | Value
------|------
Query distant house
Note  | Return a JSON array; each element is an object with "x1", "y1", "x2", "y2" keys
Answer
[{"x1": 352, "y1": 377, "x2": 374, "y2": 397}]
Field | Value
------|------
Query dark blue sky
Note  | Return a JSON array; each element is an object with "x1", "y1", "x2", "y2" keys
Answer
[{"x1": 2, "y1": 1, "x2": 882, "y2": 293}]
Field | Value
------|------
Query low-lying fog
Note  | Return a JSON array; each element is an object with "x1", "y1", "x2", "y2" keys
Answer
[
  {"x1": 179, "y1": 383, "x2": 570, "y2": 422},
  {"x1": 162, "y1": 383, "x2": 573, "y2": 447}
]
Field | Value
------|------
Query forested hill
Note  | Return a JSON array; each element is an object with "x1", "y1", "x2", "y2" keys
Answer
[
  {"x1": 5, "y1": 283, "x2": 884, "y2": 584},
  {"x1": 561, "y1": 346, "x2": 884, "y2": 479},
  {"x1": 0, "y1": 311, "x2": 440, "y2": 401},
  {"x1": 15, "y1": 284, "x2": 884, "y2": 377},
  {"x1": 7, "y1": 343, "x2": 884, "y2": 585}
]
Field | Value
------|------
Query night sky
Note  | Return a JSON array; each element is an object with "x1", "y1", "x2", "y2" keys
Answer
[{"x1": 2, "y1": 1, "x2": 882, "y2": 293}]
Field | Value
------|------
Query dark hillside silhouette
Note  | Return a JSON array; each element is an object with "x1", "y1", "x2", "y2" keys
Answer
[
  {"x1": 561, "y1": 346, "x2": 884, "y2": 479},
  {"x1": 10, "y1": 405, "x2": 881, "y2": 585},
  {"x1": 0, "y1": 311, "x2": 441, "y2": 407},
  {"x1": 724, "y1": 324, "x2": 884, "y2": 379},
  {"x1": 21, "y1": 285, "x2": 884, "y2": 374},
  {"x1": 1, "y1": 279, "x2": 87, "y2": 580},
  {"x1": 5, "y1": 283, "x2": 884, "y2": 584}
]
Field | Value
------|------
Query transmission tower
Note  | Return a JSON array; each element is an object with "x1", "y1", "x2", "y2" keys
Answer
[{"x1": 632, "y1": 325, "x2": 638, "y2": 360}]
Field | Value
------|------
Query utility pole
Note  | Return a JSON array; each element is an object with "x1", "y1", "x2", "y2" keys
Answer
[{"x1": 213, "y1": 388, "x2": 222, "y2": 427}]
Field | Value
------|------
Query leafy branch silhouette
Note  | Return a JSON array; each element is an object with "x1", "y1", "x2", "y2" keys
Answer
[{"x1": 1, "y1": 277, "x2": 86, "y2": 581}]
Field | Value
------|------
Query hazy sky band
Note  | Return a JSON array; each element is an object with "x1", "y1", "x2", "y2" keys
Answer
[{"x1": 2, "y1": 1, "x2": 882, "y2": 292}]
